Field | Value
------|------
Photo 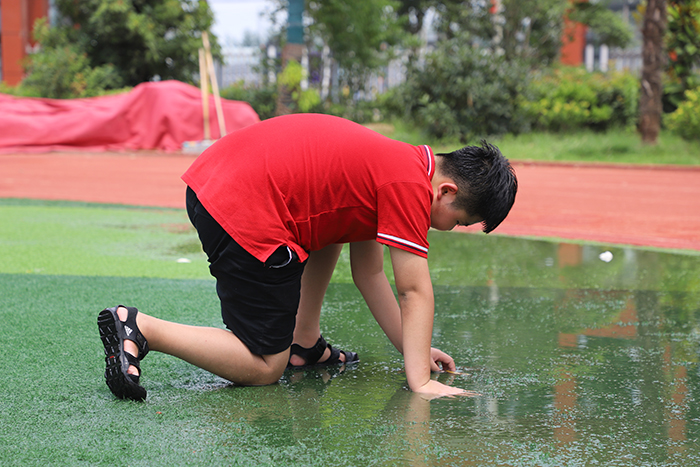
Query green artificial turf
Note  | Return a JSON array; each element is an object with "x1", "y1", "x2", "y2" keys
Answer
[
  {"x1": 3, "y1": 198, "x2": 698, "y2": 291},
  {"x1": 0, "y1": 200, "x2": 414, "y2": 465},
  {"x1": 0, "y1": 273, "x2": 412, "y2": 466},
  {"x1": 0, "y1": 200, "x2": 210, "y2": 279},
  {"x1": 3, "y1": 199, "x2": 700, "y2": 466}
]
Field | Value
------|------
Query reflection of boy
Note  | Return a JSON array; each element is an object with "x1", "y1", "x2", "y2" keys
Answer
[{"x1": 98, "y1": 114, "x2": 517, "y2": 401}]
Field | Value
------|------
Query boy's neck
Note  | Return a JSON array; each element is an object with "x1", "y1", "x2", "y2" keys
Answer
[{"x1": 431, "y1": 156, "x2": 447, "y2": 188}]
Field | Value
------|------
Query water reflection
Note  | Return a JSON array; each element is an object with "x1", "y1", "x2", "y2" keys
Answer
[{"x1": 193, "y1": 235, "x2": 699, "y2": 465}]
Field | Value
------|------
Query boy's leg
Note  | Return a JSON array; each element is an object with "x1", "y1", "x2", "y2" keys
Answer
[
  {"x1": 117, "y1": 306, "x2": 288, "y2": 385},
  {"x1": 186, "y1": 186, "x2": 302, "y2": 371},
  {"x1": 289, "y1": 243, "x2": 347, "y2": 366}
]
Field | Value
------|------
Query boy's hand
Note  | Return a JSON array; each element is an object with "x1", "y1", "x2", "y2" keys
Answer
[
  {"x1": 413, "y1": 379, "x2": 476, "y2": 398},
  {"x1": 429, "y1": 347, "x2": 456, "y2": 373}
]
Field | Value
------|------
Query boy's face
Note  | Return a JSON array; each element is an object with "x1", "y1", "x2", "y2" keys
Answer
[{"x1": 430, "y1": 200, "x2": 482, "y2": 231}]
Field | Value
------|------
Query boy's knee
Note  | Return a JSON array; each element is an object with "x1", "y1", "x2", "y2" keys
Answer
[
  {"x1": 253, "y1": 369, "x2": 285, "y2": 386},
  {"x1": 246, "y1": 350, "x2": 289, "y2": 386}
]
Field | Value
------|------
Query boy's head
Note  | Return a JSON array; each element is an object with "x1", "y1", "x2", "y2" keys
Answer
[{"x1": 436, "y1": 141, "x2": 517, "y2": 233}]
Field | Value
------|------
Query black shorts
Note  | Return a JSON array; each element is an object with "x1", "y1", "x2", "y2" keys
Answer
[{"x1": 186, "y1": 187, "x2": 307, "y2": 355}]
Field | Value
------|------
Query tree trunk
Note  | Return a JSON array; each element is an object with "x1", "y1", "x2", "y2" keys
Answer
[
  {"x1": 639, "y1": 0, "x2": 667, "y2": 145},
  {"x1": 275, "y1": 0, "x2": 304, "y2": 116},
  {"x1": 275, "y1": 43, "x2": 303, "y2": 117}
]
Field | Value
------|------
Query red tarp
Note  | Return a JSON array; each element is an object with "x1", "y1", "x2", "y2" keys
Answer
[{"x1": 0, "y1": 80, "x2": 260, "y2": 153}]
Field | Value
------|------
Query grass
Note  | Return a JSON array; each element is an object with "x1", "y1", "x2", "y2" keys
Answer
[
  {"x1": 0, "y1": 200, "x2": 457, "y2": 466},
  {"x1": 2, "y1": 199, "x2": 700, "y2": 466},
  {"x1": 0, "y1": 199, "x2": 209, "y2": 279},
  {"x1": 491, "y1": 129, "x2": 700, "y2": 166},
  {"x1": 3, "y1": 200, "x2": 699, "y2": 293},
  {"x1": 367, "y1": 122, "x2": 700, "y2": 166}
]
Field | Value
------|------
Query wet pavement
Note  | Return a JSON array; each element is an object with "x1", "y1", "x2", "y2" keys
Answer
[{"x1": 179, "y1": 233, "x2": 700, "y2": 466}]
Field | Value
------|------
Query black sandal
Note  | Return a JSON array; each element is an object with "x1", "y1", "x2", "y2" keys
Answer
[
  {"x1": 287, "y1": 335, "x2": 359, "y2": 369},
  {"x1": 97, "y1": 305, "x2": 150, "y2": 401}
]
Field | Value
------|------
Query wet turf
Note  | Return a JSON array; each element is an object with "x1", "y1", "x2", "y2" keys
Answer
[{"x1": 1, "y1": 200, "x2": 699, "y2": 465}]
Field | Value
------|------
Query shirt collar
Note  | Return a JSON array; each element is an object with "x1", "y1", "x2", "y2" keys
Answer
[{"x1": 422, "y1": 145, "x2": 435, "y2": 180}]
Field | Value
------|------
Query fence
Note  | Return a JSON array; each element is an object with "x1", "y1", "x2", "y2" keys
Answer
[
  {"x1": 218, "y1": 43, "x2": 643, "y2": 95},
  {"x1": 216, "y1": 45, "x2": 408, "y2": 99},
  {"x1": 217, "y1": 46, "x2": 264, "y2": 88},
  {"x1": 585, "y1": 44, "x2": 643, "y2": 73}
]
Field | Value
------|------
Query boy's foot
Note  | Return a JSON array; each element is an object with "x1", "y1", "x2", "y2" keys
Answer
[
  {"x1": 287, "y1": 335, "x2": 359, "y2": 369},
  {"x1": 97, "y1": 305, "x2": 149, "y2": 401}
]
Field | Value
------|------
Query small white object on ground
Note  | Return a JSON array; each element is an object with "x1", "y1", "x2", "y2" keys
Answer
[
  {"x1": 176, "y1": 258, "x2": 192, "y2": 263},
  {"x1": 599, "y1": 251, "x2": 613, "y2": 263}
]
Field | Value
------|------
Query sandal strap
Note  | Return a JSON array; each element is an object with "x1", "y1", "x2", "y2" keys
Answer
[
  {"x1": 289, "y1": 335, "x2": 328, "y2": 366},
  {"x1": 326, "y1": 343, "x2": 341, "y2": 363},
  {"x1": 325, "y1": 343, "x2": 359, "y2": 366},
  {"x1": 287, "y1": 335, "x2": 359, "y2": 368},
  {"x1": 124, "y1": 352, "x2": 141, "y2": 384},
  {"x1": 115, "y1": 305, "x2": 149, "y2": 360}
]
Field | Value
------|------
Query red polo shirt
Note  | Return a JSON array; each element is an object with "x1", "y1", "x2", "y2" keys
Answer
[{"x1": 182, "y1": 114, "x2": 435, "y2": 262}]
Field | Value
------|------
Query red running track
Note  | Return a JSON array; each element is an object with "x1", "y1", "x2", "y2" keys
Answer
[{"x1": 1, "y1": 152, "x2": 699, "y2": 252}]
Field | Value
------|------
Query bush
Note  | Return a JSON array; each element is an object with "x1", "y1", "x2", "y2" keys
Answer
[
  {"x1": 277, "y1": 60, "x2": 322, "y2": 113},
  {"x1": 221, "y1": 60, "x2": 324, "y2": 120},
  {"x1": 19, "y1": 19, "x2": 123, "y2": 98},
  {"x1": 323, "y1": 92, "x2": 395, "y2": 123},
  {"x1": 389, "y1": 41, "x2": 531, "y2": 141},
  {"x1": 521, "y1": 67, "x2": 638, "y2": 132},
  {"x1": 665, "y1": 88, "x2": 700, "y2": 140},
  {"x1": 21, "y1": 45, "x2": 123, "y2": 98},
  {"x1": 220, "y1": 81, "x2": 277, "y2": 120}
]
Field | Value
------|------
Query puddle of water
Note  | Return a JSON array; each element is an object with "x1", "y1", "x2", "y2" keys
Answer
[{"x1": 184, "y1": 233, "x2": 700, "y2": 465}]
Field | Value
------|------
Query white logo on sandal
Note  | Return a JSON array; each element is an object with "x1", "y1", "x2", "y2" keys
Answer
[{"x1": 124, "y1": 325, "x2": 133, "y2": 336}]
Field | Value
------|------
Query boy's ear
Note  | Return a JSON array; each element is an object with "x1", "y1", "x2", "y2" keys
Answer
[{"x1": 437, "y1": 182, "x2": 459, "y2": 200}]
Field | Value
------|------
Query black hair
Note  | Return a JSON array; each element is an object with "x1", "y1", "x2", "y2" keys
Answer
[{"x1": 436, "y1": 141, "x2": 517, "y2": 233}]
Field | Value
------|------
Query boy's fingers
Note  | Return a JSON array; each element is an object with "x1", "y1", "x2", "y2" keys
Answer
[
  {"x1": 430, "y1": 347, "x2": 457, "y2": 371},
  {"x1": 444, "y1": 369, "x2": 470, "y2": 376}
]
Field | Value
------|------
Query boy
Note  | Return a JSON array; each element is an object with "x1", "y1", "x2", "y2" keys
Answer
[{"x1": 98, "y1": 114, "x2": 517, "y2": 401}]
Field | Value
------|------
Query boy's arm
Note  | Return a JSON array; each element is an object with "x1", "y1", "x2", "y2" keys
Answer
[
  {"x1": 350, "y1": 242, "x2": 457, "y2": 374},
  {"x1": 388, "y1": 246, "x2": 440, "y2": 392},
  {"x1": 350, "y1": 240, "x2": 455, "y2": 380},
  {"x1": 350, "y1": 241, "x2": 403, "y2": 351},
  {"x1": 387, "y1": 246, "x2": 465, "y2": 396}
]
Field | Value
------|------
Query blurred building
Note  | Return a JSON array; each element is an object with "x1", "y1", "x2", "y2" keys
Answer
[
  {"x1": 0, "y1": 0, "x2": 51, "y2": 85},
  {"x1": 560, "y1": 0, "x2": 643, "y2": 72}
]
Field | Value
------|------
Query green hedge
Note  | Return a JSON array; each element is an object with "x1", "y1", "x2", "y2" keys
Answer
[
  {"x1": 220, "y1": 81, "x2": 277, "y2": 120},
  {"x1": 521, "y1": 67, "x2": 639, "y2": 132},
  {"x1": 387, "y1": 42, "x2": 530, "y2": 141},
  {"x1": 666, "y1": 88, "x2": 700, "y2": 140}
]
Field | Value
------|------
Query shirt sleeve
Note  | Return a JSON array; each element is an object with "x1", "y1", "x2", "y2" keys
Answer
[{"x1": 375, "y1": 181, "x2": 432, "y2": 258}]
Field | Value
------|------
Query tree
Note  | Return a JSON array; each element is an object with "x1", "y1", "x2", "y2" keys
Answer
[
  {"x1": 393, "y1": 0, "x2": 436, "y2": 65},
  {"x1": 665, "y1": 0, "x2": 700, "y2": 109},
  {"x1": 304, "y1": 0, "x2": 406, "y2": 95},
  {"x1": 21, "y1": 19, "x2": 124, "y2": 98},
  {"x1": 428, "y1": 0, "x2": 568, "y2": 66},
  {"x1": 639, "y1": 0, "x2": 667, "y2": 144},
  {"x1": 396, "y1": 0, "x2": 432, "y2": 35},
  {"x1": 23, "y1": 0, "x2": 219, "y2": 97},
  {"x1": 499, "y1": 0, "x2": 569, "y2": 66},
  {"x1": 394, "y1": 36, "x2": 530, "y2": 141},
  {"x1": 568, "y1": 0, "x2": 635, "y2": 48}
]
